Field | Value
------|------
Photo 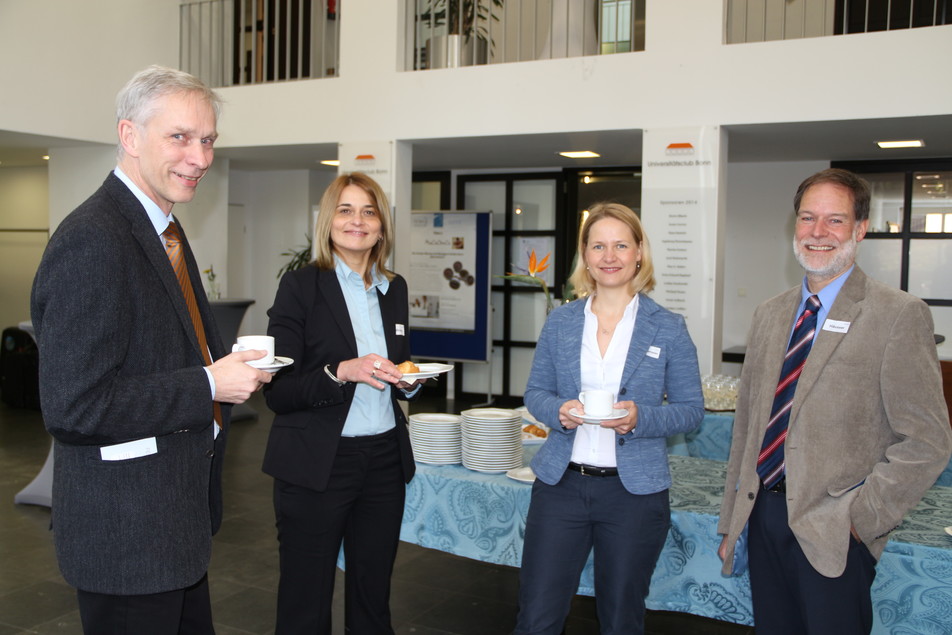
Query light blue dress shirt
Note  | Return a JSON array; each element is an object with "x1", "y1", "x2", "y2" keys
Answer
[
  {"x1": 114, "y1": 167, "x2": 218, "y2": 401},
  {"x1": 793, "y1": 264, "x2": 855, "y2": 343},
  {"x1": 334, "y1": 256, "x2": 397, "y2": 437}
]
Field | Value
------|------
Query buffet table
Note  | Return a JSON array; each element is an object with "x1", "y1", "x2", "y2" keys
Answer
[
  {"x1": 668, "y1": 413, "x2": 952, "y2": 487},
  {"x1": 400, "y1": 420, "x2": 952, "y2": 633}
]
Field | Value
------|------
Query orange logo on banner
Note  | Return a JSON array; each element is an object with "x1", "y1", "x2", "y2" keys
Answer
[{"x1": 665, "y1": 142, "x2": 695, "y2": 156}]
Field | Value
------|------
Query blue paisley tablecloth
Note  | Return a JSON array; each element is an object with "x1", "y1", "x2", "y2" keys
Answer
[
  {"x1": 401, "y1": 434, "x2": 952, "y2": 634},
  {"x1": 669, "y1": 413, "x2": 952, "y2": 486}
]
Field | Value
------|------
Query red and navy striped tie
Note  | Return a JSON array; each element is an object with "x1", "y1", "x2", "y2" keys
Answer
[{"x1": 756, "y1": 294, "x2": 821, "y2": 490}]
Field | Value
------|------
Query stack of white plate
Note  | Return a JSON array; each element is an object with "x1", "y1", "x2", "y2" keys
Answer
[
  {"x1": 461, "y1": 408, "x2": 523, "y2": 473},
  {"x1": 408, "y1": 413, "x2": 462, "y2": 465}
]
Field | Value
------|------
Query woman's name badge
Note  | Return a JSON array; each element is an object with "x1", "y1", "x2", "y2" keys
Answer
[{"x1": 822, "y1": 319, "x2": 850, "y2": 333}]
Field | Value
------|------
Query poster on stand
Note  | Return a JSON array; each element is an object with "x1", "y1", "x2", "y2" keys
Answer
[{"x1": 409, "y1": 212, "x2": 479, "y2": 332}]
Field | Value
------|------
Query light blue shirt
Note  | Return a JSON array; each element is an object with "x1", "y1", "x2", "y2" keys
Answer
[
  {"x1": 335, "y1": 256, "x2": 397, "y2": 437},
  {"x1": 114, "y1": 167, "x2": 217, "y2": 400},
  {"x1": 794, "y1": 264, "x2": 855, "y2": 343}
]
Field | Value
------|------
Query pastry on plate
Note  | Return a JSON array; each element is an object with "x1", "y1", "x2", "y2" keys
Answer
[{"x1": 396, "y1": 360, "x2": 420, "y2": 374}]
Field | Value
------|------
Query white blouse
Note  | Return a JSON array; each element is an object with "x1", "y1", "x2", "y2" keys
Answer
[{"x1": 570, "y1": 294, "x2": 639, "y2": 467}]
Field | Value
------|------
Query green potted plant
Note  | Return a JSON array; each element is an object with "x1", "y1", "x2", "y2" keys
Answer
[
  {"x1": 419, "y1": 0, "x2": 504, "y2": 68},
  {"x1": 277, "y1": 234, "x2": 313, "y2": 279}
]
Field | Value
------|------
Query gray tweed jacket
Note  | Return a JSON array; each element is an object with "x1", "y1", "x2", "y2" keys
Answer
[{"x1": 30, "y1": 172, "x2": 231, "y2": 595}]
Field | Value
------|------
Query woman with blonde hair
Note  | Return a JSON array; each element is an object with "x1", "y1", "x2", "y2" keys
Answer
[
  {"x1": 514, "y1": 202, "x2": 704, "y2": 634},
  {"x1": 263, "y1": 172, "x2": 424, "y2": 634}
]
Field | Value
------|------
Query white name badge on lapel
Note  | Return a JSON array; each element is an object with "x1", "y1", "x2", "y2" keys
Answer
[
  {"x1": 647, "y1": 346, "x2": 661, "y2": 359},
  {"x1": 395, "y1": 323, "x2": 405, "y2": 336},
  {"x1": 822, "y1": 319, "x2": 850, "y2": 334}
]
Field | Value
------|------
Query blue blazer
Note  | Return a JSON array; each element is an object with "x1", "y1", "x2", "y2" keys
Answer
[{"x1": 525, "y1": 294, "x2": 704, "y2": 495}]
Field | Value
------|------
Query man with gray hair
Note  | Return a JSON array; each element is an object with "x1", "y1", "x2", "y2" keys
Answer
[
  {"x1": 31, "y1": 65, "x2": 271, "y2": 633},
  {"x1": 717, "y1": 168, "x2": 951, "y2": 634}
]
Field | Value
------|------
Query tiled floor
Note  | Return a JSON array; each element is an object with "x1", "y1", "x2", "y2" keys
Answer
[{"x1": 0, "y1": 391, "x2": 752, "y2": 634}]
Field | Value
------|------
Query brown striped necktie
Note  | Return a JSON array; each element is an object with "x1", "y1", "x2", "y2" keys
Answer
[{"x1": 162, "y1": 220, "x2": 222, "y2": 427}]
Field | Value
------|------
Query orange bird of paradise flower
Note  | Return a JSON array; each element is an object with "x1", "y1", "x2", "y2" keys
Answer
[
  {"x1": 499, "y1": 250, "x2": 554, "y2": 313},
  {"x1": 526, "y1": 250, "x2": 550, "y2": 277}
]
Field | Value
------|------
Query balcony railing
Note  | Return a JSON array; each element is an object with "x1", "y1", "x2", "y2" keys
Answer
[
  {"x1": 726, "y1": 0, "x2": 950, "y2": 43},
  {"x1": 181, "y1": 0, "x2": 947, "y2": 85},
  {"x1": 405, "y1": 0, "x2": 646, "y2": 70},
  {"x1": 180, "y1": 0, "x2": 339, "y2": 88}
]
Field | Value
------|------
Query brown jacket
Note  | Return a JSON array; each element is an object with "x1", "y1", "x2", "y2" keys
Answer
[{"x1": 718, "y1": 267, "x2": 951, "y2": 577}]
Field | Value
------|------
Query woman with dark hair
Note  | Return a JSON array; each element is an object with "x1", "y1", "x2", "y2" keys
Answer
[
  {"x1": 513, "y1": 202, "x2": 704, "y2": 635},
  {"x1": 263, "y1": 172, "x2": 424, "y2": 634}
]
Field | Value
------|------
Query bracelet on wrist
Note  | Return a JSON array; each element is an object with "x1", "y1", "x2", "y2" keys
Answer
[{"x1": 324, "y1": 364, "x2": 347, "y2": 386}]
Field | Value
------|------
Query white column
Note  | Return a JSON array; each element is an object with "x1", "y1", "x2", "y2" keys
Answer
[
  {"x1": 640, "y1": 126, "x2": 727, "y2": 374},
  {"x1": 337, "y1": 139, "x2": 414, "y2": 273}
]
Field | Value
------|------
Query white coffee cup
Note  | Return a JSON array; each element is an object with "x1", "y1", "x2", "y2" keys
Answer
[
  {"x1": 232, "y1": 335, "x2": 275, "y2": 367},
  {"x1": 578, "y1": 390, "x2": 614, "y2": 418}
]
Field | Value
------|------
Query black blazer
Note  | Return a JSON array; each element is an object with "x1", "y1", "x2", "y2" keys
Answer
[
  {"x1": 263, "y1": 265, "x2": 415, "y2": 491},
  {"x1": 30, "y1": 172, "x2": 231, "y2": 595}
]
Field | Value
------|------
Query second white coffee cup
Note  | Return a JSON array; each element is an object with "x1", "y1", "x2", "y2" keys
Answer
[
  {"x1": 233, "y1": 335, "x2": 275, "y2": 367},
  {"x1": 578, "y1": 389, "x2": 614, "y2": 418}
]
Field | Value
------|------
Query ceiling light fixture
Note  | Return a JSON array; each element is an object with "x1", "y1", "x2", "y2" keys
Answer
[
  {"x1": 559, "y1": 151, "x2": 600, "y2": 159},
  {"x1": 42, "y1": 155, "x2": 50, "y2": 160},
  {"x1": 320, "y1": 160, "x2": 340, "y2": 166},
  {"x1": 876, "y1": 140, "x2": 924, "y2": 149}
]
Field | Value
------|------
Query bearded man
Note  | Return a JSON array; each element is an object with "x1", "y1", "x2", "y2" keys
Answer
[{"x1": 716, "y1": 168, "x2": 951, "y2": 635}]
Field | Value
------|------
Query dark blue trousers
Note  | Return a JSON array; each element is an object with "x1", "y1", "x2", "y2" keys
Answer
[
  {"x1": 513, "y1": 469, "x2": 670, "y2": 635},
  {"x1": 748, "y1": 488, "x2": 876, "y2": 635}
]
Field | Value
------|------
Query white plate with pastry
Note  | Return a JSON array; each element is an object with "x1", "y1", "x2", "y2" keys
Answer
[
  {"x1": 397, "y1": 362, "x2": 454, "y2": 381},
  {"x1": 521, "y1": 423, "x2": 549, "y2": 444}
]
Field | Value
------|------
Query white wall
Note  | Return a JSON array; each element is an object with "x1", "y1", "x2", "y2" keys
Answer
[
  {"x1": 0, "y1": 0, "x2": 180, "y2": 145},
  {"x1": 0, "y1": 167, "x2": 48, "y2": 329},
  {"x1": 211, "y1": 2, "x2": 950, "y2": 150},
  {"x1": 47, "y1": 146, "x2": 118, "y2": 232},
  {"x1": 173, "y1": 159, "x2": 231, "y2": 299},
  {"x1": 228, "y1": 169, "x2": 331, "y2": 336},
  {"x1": 6, "y1": 1, "x2": 948, "y2": 155},
  {"x1": 722, "y1": 160, "x2": 827, "y2": 348}
]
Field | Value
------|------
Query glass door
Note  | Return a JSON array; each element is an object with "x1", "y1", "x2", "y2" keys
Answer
[{"x1": 457, "y1": 173, "x2": 564, "y2": 404}]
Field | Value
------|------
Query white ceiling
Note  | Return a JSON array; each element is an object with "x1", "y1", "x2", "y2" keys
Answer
[{"x1": 2, "y1": 115, "x2": 950, "y2": 172}]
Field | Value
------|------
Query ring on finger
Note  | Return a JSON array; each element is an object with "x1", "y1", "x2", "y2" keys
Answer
[{"x1": 373, "y1": 360, "x2": 383, "y2": 370}]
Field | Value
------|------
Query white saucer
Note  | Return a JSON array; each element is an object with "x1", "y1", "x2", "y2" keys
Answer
[
  {"x1": 400, "y1": 363, "x2": 454, "y2": 380},
  {"x1": 945, "y1": 526, "x2": 952, "y2": 537},
  {"x1": 568, "y1": 407, "x2": 629, "y2": 424},
  {"x1": 506, "y1": 466, "x2": 536, "y2": 483},
  {"x1": 249, "y1": 356, "x2": 293, "y2": 373}
]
